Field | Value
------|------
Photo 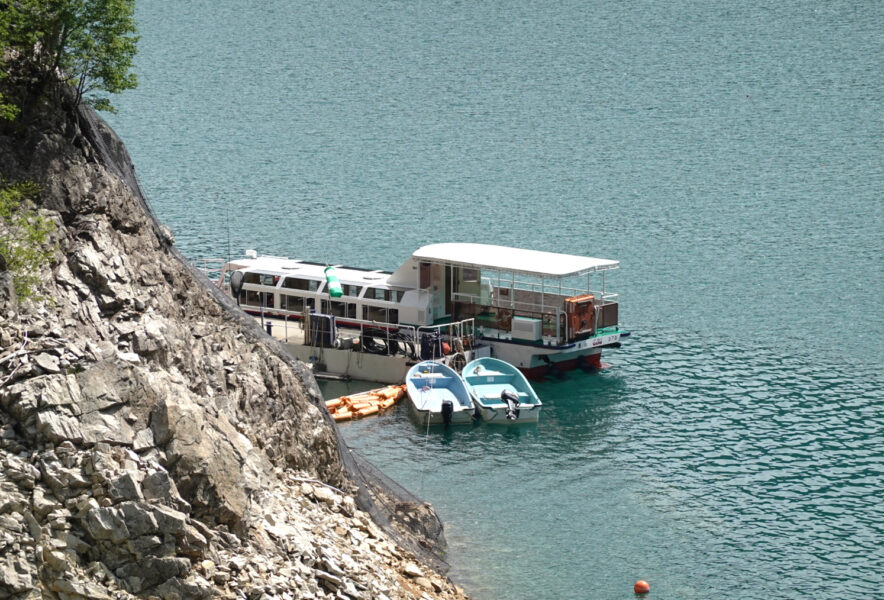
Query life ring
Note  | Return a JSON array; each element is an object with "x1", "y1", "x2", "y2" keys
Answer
[
  {"x1": 568, "y1": 302, "x2": 594, "y2": 337},
  {"x1": 450, "y1": 352, "x2": 467, "y2": 372},
  {"x1": 497, "y1": 309, "x2": 512, "y2": 330}
]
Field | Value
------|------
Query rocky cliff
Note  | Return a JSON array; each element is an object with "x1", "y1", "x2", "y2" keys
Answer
[{"x1": 0, "y1": 101, "x2": 468, "y2": 600}]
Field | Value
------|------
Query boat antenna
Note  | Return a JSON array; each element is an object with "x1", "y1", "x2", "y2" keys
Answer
[
  {"x1": 420, "y1": 403, "x2": 431, "y2": 495},
  {"x1": 226, "y1": 204, "x2": 231, "y2": 269}
]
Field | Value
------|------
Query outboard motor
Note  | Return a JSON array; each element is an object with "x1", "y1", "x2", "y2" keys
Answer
[
  {"x1": 500, "y1": 389, "x2": 521, "y2": 420},
  {"x1": 441, "y1": 400, "x2": 454, "y2": 426},
  {"x1": 420, "y1": 332, "x2": 443, "y2": 360}
]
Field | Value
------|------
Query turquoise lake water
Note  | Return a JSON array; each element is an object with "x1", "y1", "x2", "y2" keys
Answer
[{"x1": 108, "y1": 1, "x2": 883, "y2": 597}]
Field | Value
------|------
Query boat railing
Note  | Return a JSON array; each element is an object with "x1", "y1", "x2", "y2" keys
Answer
[
  {"x1": 452, "y1": 291, "x2": 490, "y2": 305},
  {"x1": 192, "y1": 258, "x2": 229, "y2": 288},
  {"x1": 598, "y1": 292, "x2": 619, "y2": 304},
  {"x1": 300, "y1": 315, "x2": 418, "y2": 349},
  {"x1": 458, "y1": 291, "x2": 620, "y2": 341},
  {"x1": 483, "y1": 274, "x2": 615, "y2": 299},
  {"x1": 458, "y1": 291, "x2": 618, "y2": 317},
  {"x1": 295, "y1": 315, "x2": 475, "y2": 359},
  {"x1": 416, "y1": 318, "x2": 476, "y2": 346}
]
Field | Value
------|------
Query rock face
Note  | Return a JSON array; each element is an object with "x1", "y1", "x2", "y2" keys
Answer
[{"x1": 0, "y1": 102, "x2": 468, "y2": 599}]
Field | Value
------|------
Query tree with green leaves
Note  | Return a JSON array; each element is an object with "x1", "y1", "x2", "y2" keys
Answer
[
  {"x1": 0, "y1": 0, "x2": 138, "y2": 116},
  {"x1": 0, "y1": 4, "x2": 23, "y2": 121},
  {"x1": 0, "y1": 180, "x2": 56, "y2": 300}
]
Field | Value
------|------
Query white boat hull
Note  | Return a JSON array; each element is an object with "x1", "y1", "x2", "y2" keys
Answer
[
  {"x1": 405, "y1": 360, "x2": 475, "y2": 426},
  {"x1": 406, "y1": 401, "x2": 475, "y2": 426},
  {"x1": 473, "y1": 402, "x2": 541, "y2": 424},
  {"x1": 485, "y1": 331, "x2": 621, "y2": 379}
]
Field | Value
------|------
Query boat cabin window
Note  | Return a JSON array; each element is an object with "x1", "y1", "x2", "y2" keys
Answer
[
  {"x1": 282, "y1": 277, "x2": 319, "y2": 292},
  {"x1": 284, "y1": 294, "x2": 304, "y2": 311},
  {"x1": 293, "y1": 297, "x2": 315, "y2": 311},
  {"x1": 369, "y1": 288, "x2": 389, "y2": 301},
  {"x1": 240, "y1": 290, "x2": 255, "y2": 306},
  {"x1": 321, "y1": 300, "x2": 356, "y2": 319},
  {"x1": 462, "y1": 268, "x2": 479, "y2": 283},
  {"x1": 244, "y1": 272, "x2": 278, "y2": 286},
  {"x1": 363, "y1": 305, "x2": 387, "y2": 322},
  {"x1": 342, "y1": 284, "x2": 362, "y2": 297},
  {"x1": 240, "y1": 290, "x2": 273, "y2": 307},
  {"x1": 361, "y1": 306, "x2": 397, "y2": 323},
  {"x1": 365, "y1": 288, "x2": 404, "y2": 303}
]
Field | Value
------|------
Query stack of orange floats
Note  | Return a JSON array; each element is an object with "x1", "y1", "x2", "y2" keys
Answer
[{"x1": 326, "y1": 384, "x2": 407, "y2": 422}]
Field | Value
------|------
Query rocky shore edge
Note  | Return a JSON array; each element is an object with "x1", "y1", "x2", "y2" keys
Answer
[{"x1": 0, "y1": 99, "x2": 470, "y2": 600}]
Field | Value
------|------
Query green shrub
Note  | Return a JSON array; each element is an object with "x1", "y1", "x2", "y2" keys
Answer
[
  {"x1": 0, "y1": 0, "x2": 138, "y2": 115},
  {"x1": 0, "y1": 180, "x2": 56, "y2": 300}
]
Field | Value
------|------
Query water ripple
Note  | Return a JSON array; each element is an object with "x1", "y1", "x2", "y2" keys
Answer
[
  {"x1": 109, "y1": 0, "x2": 884, "y2": 596},
  {"x1": 331, "y1": 326, "x2": 883, "y2": 598}
]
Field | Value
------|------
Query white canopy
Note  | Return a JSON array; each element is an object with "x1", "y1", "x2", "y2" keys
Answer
[{"x1": 412, "y1": 243, "x2": 618, "y2": 278}]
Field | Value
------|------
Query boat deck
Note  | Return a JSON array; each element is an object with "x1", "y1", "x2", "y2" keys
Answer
[
  {"x1": 251, "y1": 315, "x2": 492, "y2": 384},
  {"x1": 252, "y1": 315, "x2": 415, "y2": 382},
  {"x1": 257, "y1": 315, "x2": 309, "y2": 344},
  {"x1": 411, "y1": 387, "x2": 468, "y2": 411},
  {"x1": 473, "y1": 385, "x2": 530, "y2": 401}
]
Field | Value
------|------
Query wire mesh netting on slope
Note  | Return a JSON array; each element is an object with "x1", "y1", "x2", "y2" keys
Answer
[{"x1": 74, "y1": 97, "x2": 450, "y2": 575}]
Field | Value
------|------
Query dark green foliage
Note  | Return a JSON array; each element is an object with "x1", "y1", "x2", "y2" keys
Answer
[
  {"x1": 0, "y1": 180, "x2": 56, "y2": 299},
  {"x1": 0, "y1": 0, "x2": 138, "y2": 116}
]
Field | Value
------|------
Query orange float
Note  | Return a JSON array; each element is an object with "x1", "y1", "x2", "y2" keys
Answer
[
  {"x1": 634, "y1": 580, "x2": 650, "y2": 594},
  {"x1": 331, "y1": 410, "x2": 352, "y2": 422},
  {"x1": 356, "y1": 405, "x2": 379, "y2": 417},
  {"x1": 325, "y1": 384, "x2": 406, "y2": 422}
]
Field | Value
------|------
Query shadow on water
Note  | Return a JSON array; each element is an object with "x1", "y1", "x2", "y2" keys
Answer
[{"x1": 531, "y1": 366, "x2": 630, "y2": 450}]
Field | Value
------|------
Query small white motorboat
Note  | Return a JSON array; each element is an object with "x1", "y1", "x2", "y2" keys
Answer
[
  {"x1": 405, "y1": 360, "x2": 475, "y2": 426},
  {"x1": 462, "y1": 357, "x2": 542, "y2": 423}
]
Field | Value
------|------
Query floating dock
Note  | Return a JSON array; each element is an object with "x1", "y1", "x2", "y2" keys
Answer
[{"x1": 325, "y1": 385, "x2": 406, "y2": 421}]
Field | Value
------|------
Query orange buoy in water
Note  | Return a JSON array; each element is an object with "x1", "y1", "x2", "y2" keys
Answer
[{"x1": 634, "y1": 580, "x2": 650, "y2": 594}]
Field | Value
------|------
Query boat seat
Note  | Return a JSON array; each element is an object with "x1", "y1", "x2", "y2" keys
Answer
[
  {"x1": 412, "y1": 376, "x2": 453, "y2": 387},
  {"x1": 468, "y1": 374, "x2": 514, "y2": 385},
  {"x1": 480, "y1": 389, "x2": 529, "y2": 401}
]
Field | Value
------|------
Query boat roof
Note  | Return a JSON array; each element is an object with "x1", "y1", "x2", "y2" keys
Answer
[
  {"x1": 227, "y1": 256, "x2": 395, "y2": 286},
  {"x1": 412, "y1": 243, "x2": 619, "y2": 277}
]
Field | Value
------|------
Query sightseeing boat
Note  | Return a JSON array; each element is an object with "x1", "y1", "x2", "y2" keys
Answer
[{"x1": 213, "y1": 243, "x2": 626, "y2": 381}]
